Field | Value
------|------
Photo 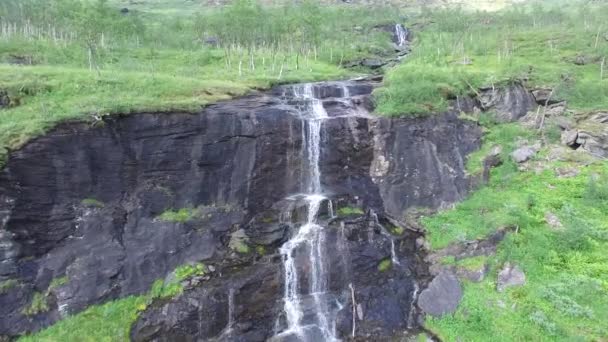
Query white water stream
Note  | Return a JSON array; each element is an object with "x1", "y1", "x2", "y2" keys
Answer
[
  {"x1": 276, "y1": 83, "x2": 339, "y2": 341},
  {"x1": 395, "y1": 24, "x2": 408, "y2": 47}
]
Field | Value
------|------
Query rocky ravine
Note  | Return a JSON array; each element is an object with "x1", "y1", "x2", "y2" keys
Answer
[{"x1": 0, "y1": 76, "x2": 482, "y2": 340}]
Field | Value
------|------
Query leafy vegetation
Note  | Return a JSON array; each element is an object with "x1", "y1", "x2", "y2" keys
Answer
[
  {"x1": 376, "y1": 1, "x2": 608, "y2": 116},
  {"x1": 22, "y1": 292, "x2": 50, "y2": 316},
  {"x1": 174, "y1": 263, "x2": 207, "y2": 281},
  {"x1": 423, "y1": 122, "x2": 608, "y2": 340}
]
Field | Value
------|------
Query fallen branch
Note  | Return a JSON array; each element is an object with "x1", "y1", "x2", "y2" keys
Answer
[{"x1": 349, "y1": 283, "x2": 356, "y2": 338}]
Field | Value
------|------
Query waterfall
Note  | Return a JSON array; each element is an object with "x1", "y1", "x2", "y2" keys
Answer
[
  {"x1": 276, "y1": 83, "x2": 339, "y2": 341},
  {"x1": 395, "y1": 24, "x2": 408, "y2": 47},
  {"x1": 390, "y1": 239, "x2": 400, "y2": 265}
]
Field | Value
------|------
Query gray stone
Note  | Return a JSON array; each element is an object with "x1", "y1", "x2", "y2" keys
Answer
[
  {"x1": 360, "y1": 58, "x2": 385, "y2": 69},
  {"x1": 531, "y1": 88, "x2": 554, "y2": 105},
  {"x1": 497, "y1": 263, "x2": 526, "y2": 292},
  {"x1": 574, "y1": 55, "x2": 588, "y2": 65},
  {"x1": 0, "y1": 90, "x2": 9, "y2": 108},
  {"x1": 418, "y1": 271, "x2": 462, "y2": 317},
  {"x1": 561, "y1": 129, "x2": 579, "y2": 147},
  {"x1": 554, "y1": 116, "x2": 575, "y2": 131},
  {"x1": 545, "y1": 212, "x2": 562, "y2": 230},
  {"x1": 511, "y1": 146, "x2": 537, "y2": 163},
  {"x1": 479, "y1": 84, "x2": 537, "y2": 122}
]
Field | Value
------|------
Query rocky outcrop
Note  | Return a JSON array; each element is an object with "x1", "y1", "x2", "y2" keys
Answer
[
  {"x1": 417, "y1": 271, "x2": 462, "y2": 317},
  {"x1": 370, "y1": 114, "x2": 481, "y2": 216},
  {"x1": 496, "y1": 263, "x2": 526, "y2": 292},
  {"x1": 571, "y1": 112, "x2": 608, "y2": 158},
  {"x1": 479, "y1": 83, "x2": 537, "y2": 122},
  {"x1": 0, "y1": 90, "x2": 9, "y2": 108},
  {"x1": 0, "y1": 80, "x2": 481, "y2": 339}
]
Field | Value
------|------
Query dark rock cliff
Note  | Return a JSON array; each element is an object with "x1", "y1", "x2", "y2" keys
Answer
[{"x1": 0, "y1": 81, "x2": 481, "y2": 339}]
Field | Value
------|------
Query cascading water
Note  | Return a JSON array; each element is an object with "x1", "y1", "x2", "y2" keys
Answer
[
  {"x1": 395, "y1": 24, "x2": 408, "y2": 47},
  {"x1": 276, "y1": 84, "x2": 339, "y2": 341}
]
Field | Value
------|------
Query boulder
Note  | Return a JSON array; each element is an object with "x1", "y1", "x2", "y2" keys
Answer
[
  {"x1": 574, "y1": 55, "x2": 588, "y2": 65},
  {"x1": 417, "y1": 271, "x2": 462, "y2": 317},
  {"x1": 561, "y1": 129, "x2": 579, "y2": 147},
  {"x1": 544, "y1": 212, "x2": 562, "y2": 230},
  {"x1": 575, "y1": 113, "x2": 608, "y2": 158},
  {"x1": 0, "y1": 90, "x2": 9, "y2": 108},
  {"x1": 531, "y1": 88, "x2": 555, "y2": 105},
  {"x1": 496, "y1": 263, "x2": 526, "y2": 292},
  {"x1": 511, "y1": 146, "x2": 536, "y2": 163}
]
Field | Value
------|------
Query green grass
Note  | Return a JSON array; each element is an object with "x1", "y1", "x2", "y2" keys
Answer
[
  {"x1": 376, "y1": 1, "x2": 608, "y2": 116},
  {"x1": 422, "y1": 123, "x2": 608, "y2": 340},
  {"x1": 337, "y1": 206, "x2": 365, "y2": 216},
  {"x1": 49, "y1": 276, "x2": 69, "y2": 290},
  {"x1": 157, "y1": 207, "x2": 201, "y2": 223},
  {"x1": 174, "y1": 263, "x2": 206, "y2": 281},
  {"x1": 0, "y1": 279, "x2": 19, "y2": 294},
  {"x1": 18, "y1": 260, "x2": 212, "y2": 341},
  {"x1": 378, "y1": 259, "x2": 392, "y2": 272},
  {"x1": 19, "y1": 296, "x2": 147, "y2": 342},
  {"x1": 81, "y1": 198, "x2": 105, "y2": 208},
  {"x1": 232, "y1": 241, "x2": 250, "y2": 254}
]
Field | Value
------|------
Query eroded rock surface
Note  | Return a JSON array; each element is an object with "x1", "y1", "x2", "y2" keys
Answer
[{"x1": 0, "y1": 80, "x2": 481, "y2": 339}]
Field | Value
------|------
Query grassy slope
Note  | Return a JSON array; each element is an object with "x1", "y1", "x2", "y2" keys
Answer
[
  {"x1": 0, "y1": 41, "x2": 349, "y2": 164},
  {"x1": 371, "y1": 1, "x2": 608, "y2": 339},
  {"x1": 422, "y1": 122, "x2": 608, "y2": 340},
  {"x1": 0, "y1": 0, "x2": 401, "y2": 165},
  {"x1": 375, "y1": 1, "x2": 608, "y2": 116}
]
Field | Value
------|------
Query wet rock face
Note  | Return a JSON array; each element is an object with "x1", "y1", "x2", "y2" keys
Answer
[
  {"x1": 0, "y1": 80, "x2": 481, "y2": 338},
  {"x1": 132, "y1": 212, "x2": 425, "y2": 342},
  {"x1": 0, "y1": 96, "x2": 305, "y2": 336}
]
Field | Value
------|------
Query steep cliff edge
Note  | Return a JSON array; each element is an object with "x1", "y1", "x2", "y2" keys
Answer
[{"x1": 0, "y1": 80, "x2": 481, "y2": 339}]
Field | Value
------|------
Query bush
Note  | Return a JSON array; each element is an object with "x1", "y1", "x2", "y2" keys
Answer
[{"x1": 22, "y1": 292, "x2": 49, "y2": 316}]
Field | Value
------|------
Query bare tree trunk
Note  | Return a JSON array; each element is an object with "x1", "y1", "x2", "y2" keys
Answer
[
  {"x1": 278, "y1": 55, "x2": 286, "y2": 80},
  {"x1": 88, "y1": 45, "x2": 93, "y2": 71}
]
